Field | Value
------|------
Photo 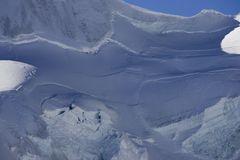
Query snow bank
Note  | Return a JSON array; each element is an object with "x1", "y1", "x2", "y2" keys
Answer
[
  {"x1": 0, "y1": 60, "x2": 36, "y2": 92},
  {"x1": 221, "y1": 14, "x2": 240, "y2": 54}
]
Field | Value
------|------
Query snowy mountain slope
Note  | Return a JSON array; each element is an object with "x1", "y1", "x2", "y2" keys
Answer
[
  {"x1": 0, "y1": 84, "x2": 148, "y2": 160},
  {"x1": 111, "y1": 14, "x2": 236, "y2": 55},
  {"x1": 0, "y1": 0, "x2": 240, "y2": 160},
  {"x1": 156, "y1": 97, "x2": 240, "y2": 160},
  {"x1": 0, "y1": 0, "x2": 238, "y2": 53}
]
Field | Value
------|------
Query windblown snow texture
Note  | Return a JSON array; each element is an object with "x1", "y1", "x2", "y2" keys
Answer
[{"x1": 0, "y1": 0, "x2": 239, "y2": 160}]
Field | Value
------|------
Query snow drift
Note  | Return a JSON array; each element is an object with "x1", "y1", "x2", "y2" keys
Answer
[
  {"x1": 0, "y1": 60, "x2": 36, "y2": 92},
  {"x1": 221, "y1": 14, "x2": 240, "y2": 54}
]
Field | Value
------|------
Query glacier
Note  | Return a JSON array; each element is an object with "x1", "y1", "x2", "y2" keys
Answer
[{"x1": 0, "y1": 0, "x2": 240, "y2": 160}]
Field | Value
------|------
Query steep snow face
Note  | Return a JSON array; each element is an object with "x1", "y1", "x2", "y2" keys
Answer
[
  {"x1": 221, "y1": 14, "x2": 240, "y2": 54},
  {"x1": 0, "y1": 0, "x2": 114, "y2": 51},
  {"x1": 18, "y1": 105, "x2": 148, "y2": 160},
  {"x1": 119, "y1": 9, "x2": 237, "y2": 34},
  {"x1": 0, "y1": 60, "x2": 36, "y2": 92},
  {"x1": 156, "y1": 97, "x2": 240, "y2": 160}
]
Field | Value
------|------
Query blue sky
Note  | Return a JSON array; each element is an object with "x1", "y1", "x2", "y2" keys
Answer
[{"x1": 125, "y1": 0, "x2": 240, "y2": 16}]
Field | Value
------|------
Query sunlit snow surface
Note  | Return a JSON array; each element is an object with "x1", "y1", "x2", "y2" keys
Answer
[
  {"x1": 0, "y1": 60, "x2": 36, "y2": 92},
  {"x1": 221, "y1": 15, "x2": 240, "y2": 54}
]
